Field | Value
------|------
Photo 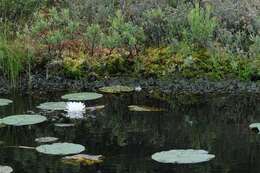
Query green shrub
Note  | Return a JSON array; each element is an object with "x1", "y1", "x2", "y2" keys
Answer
[
  {"x1": 185, "y1": 3, "x2": 217, "y2": 47},
  {"x1": 30, "y1": 8, "x2": 80, "y2": 60},
  {"x1": 142, "y1": 8, "x2": 172, "y2": 47},
  {"x1": 103, "y1": 10, "x2": 145, "y2": 56},
  {"x1": 249, "y1": 35, "x2": 260, "y2": 57},
  {"x1": 0, "y1": 0, "x2": 46, "y2": 21},
  {"x1": 84, "y1": 24, "x2": 103, "y2": 56}
]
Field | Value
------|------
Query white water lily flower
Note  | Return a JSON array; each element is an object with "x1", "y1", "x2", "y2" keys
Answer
[
  {"x1": 135, "y1": 86, "x2": 142, "y2": 92},
  {"x1": 65, "y1": 102, "x2": 86, "y2": 119}
]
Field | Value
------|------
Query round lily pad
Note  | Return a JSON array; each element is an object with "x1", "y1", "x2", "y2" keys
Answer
[
  {"x1": 0, "y1": 165, "x2": 13, "y2": 173},
  {"x1": 35, "y1": 137, "x2": 59, "y2": 143},
  {"x1": 151, "y1": 149, "x2": 215, "y2": 164},
  {"x1": 249, "y1": 123, "x2": 260, "y2": 133},
  {"x1": 61, "y1": 92, "x2": 103, "y2": 101},
  {"x1": 54, "y1": 123, "x2": 75, "y2": 127},
  {"x1": 37, "y1": 102, "x2": 67, "y2": 111},
  {"x1": 2, "y1": 114, "x2": 47, "y2": 126},
  {"x1": 36, "y1": 142, "x2": 85, "y2": 155},
  {"x1": 128, "y1": 105, "x2": 165, "y2": 112},
  {"x1": 99, "y1": 85, "x2": 134, "y2": 94},
  {"x1": 0, "y1": 99, "x2": 13, "y2": 106}
]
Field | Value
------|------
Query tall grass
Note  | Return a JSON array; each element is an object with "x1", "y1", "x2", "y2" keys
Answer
[{"x1": 0, "y1": 36, "x2": 26, "y2": 87}]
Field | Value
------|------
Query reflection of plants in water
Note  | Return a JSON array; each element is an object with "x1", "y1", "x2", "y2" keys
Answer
[{"x1": 0, "y1": 126, "x2": 36, "y2": 146}]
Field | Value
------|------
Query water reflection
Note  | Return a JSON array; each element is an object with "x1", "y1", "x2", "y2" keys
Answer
[{"x1": 0, "y1": 92, "x2": 260, "y2": 173}]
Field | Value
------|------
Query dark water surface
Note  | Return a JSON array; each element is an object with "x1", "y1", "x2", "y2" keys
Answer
[{"x1": 1, "y1": 91, "x2": 260, "y2": 173}]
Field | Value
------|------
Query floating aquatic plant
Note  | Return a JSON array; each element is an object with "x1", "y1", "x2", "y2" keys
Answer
[
  {"x1": 37, "y1": 102, "x2": 67, "y2": 111},
  {"x1": 65, "y1": 102, "x2": 86, "y2": 119},
  {"x1": 128, "y1": 105, "x2": 165, "y2": 112},
  {"x1": 151, "y1": 149, "x2": 215, "y2": 164},
  {"x1": 61, "y1": 92, "x2": 103, "y2": 101},
  {"x1": 35, "y1": 137, "x2": 59, "y2": 143},
  {"x1": 54, "y1": 123, "x2": 75, "y2": 127},
  {"x1": 86, "y1": 105, "x2": 105, "y2": 112},
  {"x1": 249, "y1": 123, "x2": 260, "y2": 134},
  {"x1": 134, "y1": 86, "x2": 142, "y2": 92},
  {"x1": 99, "y1": 85, "x2": 134, "y2": 94},
  {"x1": 0, "y1": 165, "x2": 13, "y2": 173},
  {"x1": 0, "y1": 99, "x2": 13, "y2": 106},
  {"x1": 2, "y1": 114, "x2": 47, "y2": 126},
  {"x1": 36, "y1": 143, "x2": 85, "y2": 155},
  {"x1": 62, "y1": 154, "x2": 104, "y2": 165}
]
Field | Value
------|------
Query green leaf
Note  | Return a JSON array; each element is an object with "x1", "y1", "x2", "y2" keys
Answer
[
  {"x1": 61, "y1": 92, "x2": 103, "y2": 101},
  {"x1": 0, "y1": 165, "x2": 13, "y2": 173},
  {"x1": 2, "y1": 115, "x2": 47, "y2": 126},
  {"x1": 36, "y1": 143, "x2": 85, "y2": 155},
  {"x1": 99, "y1": 85, "x2": 134, "y2": 94},
  {"x1": 37, "y1": 102, "x2": 67, "y2": 111},
  {"x1": 0, "y1": 99, "x2": 13, "y2": 106},
  {"x1": 152, "y1": 149, "x2": 215, "y2": 164},
  {"x1": 35, "y1": 137, "x2": 59, "y2": 143}
]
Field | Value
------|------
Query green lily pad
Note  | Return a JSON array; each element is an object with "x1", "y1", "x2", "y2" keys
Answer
[
  {"x1": 86, "y1": 105, "x2": 105, "y2": 112},
  {"x1": 151, "y1": 149, "x2": 215, "y2": 164},
  {"x1": 0, "y1": 165, "x2": 13, "y2": 173},
  {"x1": 62, "y1": 154, "x2": 104, "y2": 165},
  {"x1": 54, "y1": 123, "x2": 75, "y2": 127},
  {"x1": 128, "y1": 105, "x2": 165, "y2": 112},
  {"x1": 61, "y1": 92, "x2": 103, "y2": 101},
  {"x1": 99, "y1": 85, "x2": 134, "y2": 94},
  {"x1": 249, "y1": 123, "x2": 260, "y2": 133},
  {"x1": 37, "y1": 102, "x2": 67, "y2": 111},
  {"x1": 2, "y1": 115, "x2": 47, "y2": 126},
  {"x1": 36, "y1": 143, "x2": 85, "y2": 155},
  {"x1": 35, "y1": 137, "x2": 59, "y2": 143},
  {"x1": 0, "y1": 99, "x2": 13, "y2": 106}
]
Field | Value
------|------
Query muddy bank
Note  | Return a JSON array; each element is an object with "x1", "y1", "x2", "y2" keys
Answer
[{"x1": 0, "y1": 74, "x2": 260, "y2": 95}]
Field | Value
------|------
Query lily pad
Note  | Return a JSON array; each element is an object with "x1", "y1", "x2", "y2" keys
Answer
[
  {"x1": 37, "y1": 102, "x2": 67, "y2": 111},
  {"x1": 62, "y1": 154, "x2": 104, "y2": 165},
  {"x1": 128, "y1": 105, "x2": 165, "y2": 112},
  {"x1": 151, "y1": 149, "x2": 215, "y2": 164},
  {"x1": 2, "y1": 114, "x2": 47, "y2": 126},
  {"x1": 61, "y1": 92, "x2": 103, "y2": 101},
  {"x1": 0, "y1": 99, "x2": 13, "y2": 106},
  {"x1": 35, "y1": 137, "x2": 59, "y2": 143},
  {"x1": 36, "y1": 142, "x2": 85, "y2": 155},
  {"x1": 249, "y1": 123, "x2": 260, "y2": 133},
  {"x1": 99, "y1": 85, "x2": 134, "y2": 94},
  {"x1": 0, "y1": 165, "x2": 13, "y2": 173},
  {"x1": 54, "y1": 123, "x2": 75, "y2": 127},
  {"x1": 86, "y1": 105, "x2": 105, "y2": 112}
]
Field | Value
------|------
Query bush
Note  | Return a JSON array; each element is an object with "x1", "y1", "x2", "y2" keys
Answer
[
  {"x1": 142, "y1": 8, "x2": 172, "y2": 47},
  {"x1": 84, "y1": 24, "x2": 103, "y2": 56},
  {"x1": 103, "y1": 10, "x2": 145, "y2": 56},
  {"x1": 30, "y1": 8, "x2": 80, "y2": 61},
  {"x1": 185, "y1": 3, "x2": 217, "y2": 47},
  {"x1": 249, "y1": 35, "x2": 260, "y2": 57}
]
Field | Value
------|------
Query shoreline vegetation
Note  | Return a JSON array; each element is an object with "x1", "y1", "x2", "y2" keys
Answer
[{"x1": 0, "y1": 0, "x2": 259, "y2": 90}]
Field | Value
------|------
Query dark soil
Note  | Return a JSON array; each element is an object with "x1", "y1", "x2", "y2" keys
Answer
[{"x1": 1, "y1": 74, "x2": 260, "y2": 95}]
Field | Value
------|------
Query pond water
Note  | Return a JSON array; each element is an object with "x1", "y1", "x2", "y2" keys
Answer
[{"x1": 1, "y1": 91, "x2": 260, "y2": 173}]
